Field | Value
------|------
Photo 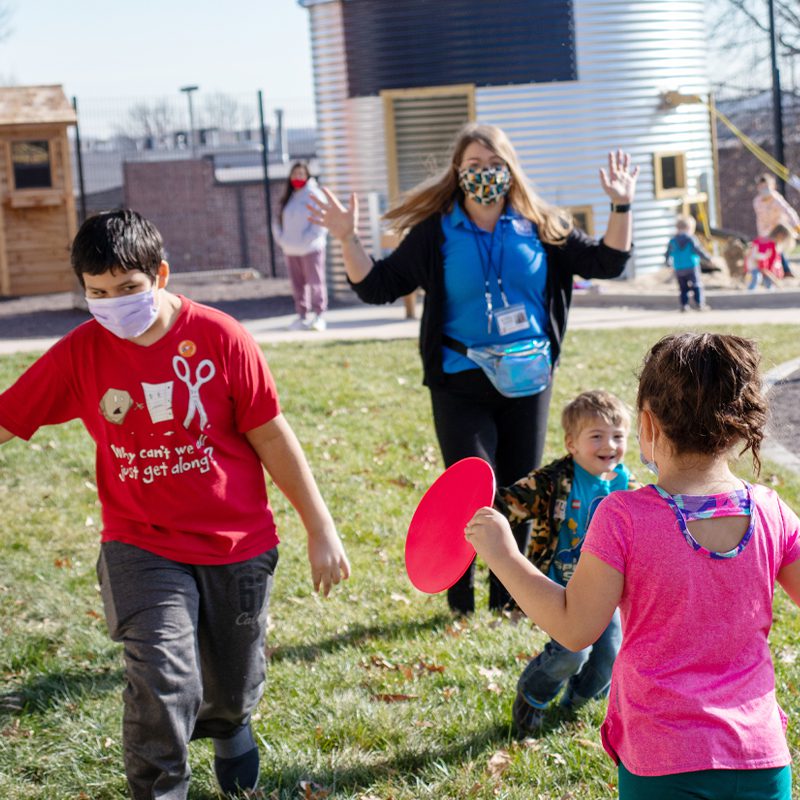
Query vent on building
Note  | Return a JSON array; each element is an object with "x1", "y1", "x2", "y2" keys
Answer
[{"x1": 382, "y1": 86, "x2": 474, "y2": 201}]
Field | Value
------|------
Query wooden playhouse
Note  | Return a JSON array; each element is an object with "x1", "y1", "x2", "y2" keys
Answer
[{"x1": 0, "y1": 85, "x2": 78, "y2": 296}]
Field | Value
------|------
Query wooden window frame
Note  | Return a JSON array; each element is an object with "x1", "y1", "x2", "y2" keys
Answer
[
  {"x1": 381, "y1": 84, "x2": 476, "y2": 203},
  {"x1": 565, "y1": 204, "x2": 595, "y2": 236},
  {"x1": 653, "y1": 151, "x2": 688, "y2": 199},
  {"x1": 8, "y1": 138, "x2": 55, "y2": 192}
]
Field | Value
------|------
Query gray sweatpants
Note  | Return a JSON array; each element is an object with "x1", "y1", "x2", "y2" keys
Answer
[{"x1": 97, "y1": 540, "x2": 278, "y2": 800}]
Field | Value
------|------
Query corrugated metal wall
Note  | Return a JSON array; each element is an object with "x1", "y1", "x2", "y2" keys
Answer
[
  {"x1": 476, "y1": 0, "x2": 714, "y2": 275},
  {"x1": 303, "y1": 0, "x2": 388, "y2": 297},
  {"x1": 301, "y1": 0, "x2": 715, "y2": 286}
]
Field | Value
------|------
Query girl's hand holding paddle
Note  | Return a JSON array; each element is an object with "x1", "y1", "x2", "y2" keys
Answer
[{"x1": 465, "y1": 507, "x2": 522, "y2": 567}]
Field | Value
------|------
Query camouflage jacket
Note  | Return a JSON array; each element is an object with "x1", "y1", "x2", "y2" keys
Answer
[{"x1": 495, "y1": 455, "x2": 639, "y2": 576}]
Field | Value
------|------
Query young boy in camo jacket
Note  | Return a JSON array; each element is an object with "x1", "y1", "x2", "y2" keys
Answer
[{"x1": 495, "y1": 390, "x2": 638, "y2": 734}]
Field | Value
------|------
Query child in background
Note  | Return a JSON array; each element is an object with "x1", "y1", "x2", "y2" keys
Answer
[
  {"x1": 753, "y1": 173, "x2": 800, "y2": 277},
  {"x1": 467, "y1": 332, "x2": 799, "y2": 800},
  {"x1": 496, "y1": 390, "x2": 637, "y2": 734},
  {"x1": 0, "y1": 210, "x2": 350, "y2": 799},
  {"x1": 748, "y1": 224, "x2": 796, "y2": 291},
  {"x1": 665, "y1": 215, "x2": 711, "y2": 312}
]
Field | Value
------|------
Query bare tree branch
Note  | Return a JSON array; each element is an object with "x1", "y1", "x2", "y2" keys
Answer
[{"x1": 0, "y1": 3, "x2": 14, "y2": 42}]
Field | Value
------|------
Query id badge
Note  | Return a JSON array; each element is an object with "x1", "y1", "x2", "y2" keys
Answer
[{"x1": 495, "y1": 303, "x2": 530, "y2": 336}]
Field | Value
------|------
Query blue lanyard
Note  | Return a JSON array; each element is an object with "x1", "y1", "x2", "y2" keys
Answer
[{"x1": 469, "y1": 217, "x2": 508, "y2": 332}]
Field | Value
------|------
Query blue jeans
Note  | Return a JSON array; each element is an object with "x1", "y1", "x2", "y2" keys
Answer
[
  {"x1": 748, "y1": 269, "x2": 775, "y2": 290},
  {"x1": 518, "y1": 609, "x2": 621, "y2": 708},
  {"x1": 675, "y1": 268, "x2": 703, "y2": 308}
]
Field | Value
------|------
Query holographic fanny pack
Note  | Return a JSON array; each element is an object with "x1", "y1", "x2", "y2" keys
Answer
[{"x1": 443, "y1": 335, "x2": 552, "y2": 398}]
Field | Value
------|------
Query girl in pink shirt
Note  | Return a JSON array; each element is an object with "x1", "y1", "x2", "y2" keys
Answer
[{"x1": 466, "y1": 332, "x2": 800, "y2": 799}]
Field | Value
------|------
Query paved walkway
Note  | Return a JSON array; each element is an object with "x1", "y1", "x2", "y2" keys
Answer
[
  {"x1": 242, "y1": 294, "x2": 800, "y2": 346},
  {"x1": 0, "y1": 282, "x2": 797, "y2": 472}
]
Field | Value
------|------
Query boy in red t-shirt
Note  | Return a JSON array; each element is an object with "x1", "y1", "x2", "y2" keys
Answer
[
  {"x1": 0, "y1": 210, "x2": 351, "y2": 799},
  {"x1": 747, "y1": 224, "x2": 795, "y2": 291}
]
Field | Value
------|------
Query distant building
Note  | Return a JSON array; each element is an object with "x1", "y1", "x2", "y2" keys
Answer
[
  {"x1": 714, "y1": 91, "x2": 800, "y2": 238},
  {"x1": 299, "y1": 0, "x2": 719, "y2": 291},
  {"x1": 70, "y1": 117, "x2": 317, "y2": 275},
  {"x1": 0, "y1": 85, "x2": 78, "y2": 296}
]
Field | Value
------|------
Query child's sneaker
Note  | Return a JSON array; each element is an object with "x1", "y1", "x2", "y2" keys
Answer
[
  {"x1": 308, "y1": 314, "x2": 327, "y2": 332},
  {"x1": 214, "y1": 746, "x2": 260, "y2": 796},
  {"x1": 680, "y1": 305, "x2": 689, "y2": 313},
  {"x1": 287, "y1": 315, "x2": 308, "y2": 331},
  {"x1": 512, "y1": 690, "x2": 545, "y2": 736}
]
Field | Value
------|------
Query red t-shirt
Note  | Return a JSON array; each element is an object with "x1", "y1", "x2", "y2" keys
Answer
[
  {"x1": 0, "y1": 297, "x2": 281, "y2": 565},
  {"x1": 750, "y1": 237, "x2": 784, "y2": 279}
]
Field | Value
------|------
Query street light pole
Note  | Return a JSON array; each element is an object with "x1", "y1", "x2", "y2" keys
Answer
[
  {"x1": 180, "y1": 85, "x2": 199, "y2": 158},
  {"x1": 767, "y1": 0, "x2": 786, "y2": 194}
]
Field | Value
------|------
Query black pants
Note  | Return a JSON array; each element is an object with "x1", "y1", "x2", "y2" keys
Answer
[{"x1": 430, "y1": 368, "x2": 553, "y2": 613}]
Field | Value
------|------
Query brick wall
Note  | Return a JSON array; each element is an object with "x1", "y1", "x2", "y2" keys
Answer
[
  {"x1": 123, "y1": 158, "x2": 289, "y2": 277},
  {"x1": 717, "y1": 141, "x2": 800, "y2": 239}
]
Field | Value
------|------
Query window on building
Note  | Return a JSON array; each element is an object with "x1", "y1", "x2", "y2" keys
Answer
[
  {"x1": 653, "y1": 151, "x2": 687, "y2": 198},
  {"x1": 11, "y1": 140, "x2": 53, "y2": 189},
  {"x1": 382, "y1": 85, "x2": 475, "y2": 201},
  {"x1": 566, "y1": 205, "x2": 595, "y2": 235}
]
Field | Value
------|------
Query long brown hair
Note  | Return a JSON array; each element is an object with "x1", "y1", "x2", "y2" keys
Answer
[
  {"x1": 278, "y1": 161, "x2": 310, "y2": 225},
  {"x1": 383, "y1": 122, "x2": 572, "y2": 245}
]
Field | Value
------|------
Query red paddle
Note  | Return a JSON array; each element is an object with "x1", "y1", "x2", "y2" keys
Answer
[{"x1": 405, "y1": 457, "x2": 496, "y2": 593}]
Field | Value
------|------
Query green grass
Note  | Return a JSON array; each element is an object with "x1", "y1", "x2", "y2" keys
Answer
[{"x1": 1, "y1": 325, "x2": 800, "y2": 799}]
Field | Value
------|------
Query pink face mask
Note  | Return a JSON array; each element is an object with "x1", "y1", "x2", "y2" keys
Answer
[{"x1": 86, "y1": 287, "x2": 160, "y2": 339}]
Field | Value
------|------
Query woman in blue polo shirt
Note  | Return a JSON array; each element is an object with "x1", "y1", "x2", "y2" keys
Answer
[{"x1": 309, "y1": 122, "x2": 637, "y2": 613}]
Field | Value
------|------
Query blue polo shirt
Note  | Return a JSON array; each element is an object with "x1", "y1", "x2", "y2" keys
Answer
[{"x1": 441, "y1": 202, "x2": 548, "y2": 373}]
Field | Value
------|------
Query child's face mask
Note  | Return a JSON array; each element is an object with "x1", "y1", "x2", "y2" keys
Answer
[
  {"x1": 636, "y1": 423, "x2": 659, "y2": 478},
  {"x1": 86, "y1": 285, "x2": 160, "y2": 339}
]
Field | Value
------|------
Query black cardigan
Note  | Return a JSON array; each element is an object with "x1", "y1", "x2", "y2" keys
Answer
[{"x1": 349, "y1": 213, "x2": 631, "y2": 388}]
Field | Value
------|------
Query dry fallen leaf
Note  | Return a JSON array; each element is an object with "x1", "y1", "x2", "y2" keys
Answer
[
  {"x1": 416, "y1": 659, "x2": 445, "y2": 673},
  {"x1": 299, "y1": 780, "x2": 330, "y2": 799},
  {"x1": 478, "y1": 666, "x2": 503, "y2": 680},
  {"x1": 371, "y1": 693, "x2": 418, "y2": 703},
  {"x1": 575, "y1": 737, "x2": 605, "y2": 751},
  {"x1": 487, "y1": 748, "x2": 512, "y2": 777}
]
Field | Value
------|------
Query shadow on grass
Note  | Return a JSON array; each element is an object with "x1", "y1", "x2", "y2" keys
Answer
[
  {"x1": 250, "y1": 722, "x2": 512, "y2": 800},
  {"x1": 0, "y1": 665, "x2": 123, "y2": 723},
  {"x1": 269, "y1": 612, "x2": 455, "y2": 665}
]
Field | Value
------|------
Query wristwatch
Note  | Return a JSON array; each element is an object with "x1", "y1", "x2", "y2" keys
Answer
[{"x1": 610, "y1": 203, "x2": 631, "y2": 213}]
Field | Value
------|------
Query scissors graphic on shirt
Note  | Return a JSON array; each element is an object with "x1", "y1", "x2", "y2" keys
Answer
[{"x1": 172, "y1": 356, "x2": 216, "y2": 429}]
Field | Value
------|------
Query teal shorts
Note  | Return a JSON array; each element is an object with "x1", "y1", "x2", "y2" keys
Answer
[{"x1": 618, "y1": 762, "x2": 792, "y2": 800}]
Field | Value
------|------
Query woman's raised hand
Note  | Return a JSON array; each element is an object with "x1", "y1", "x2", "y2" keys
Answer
[
  {"x1": 307, "y1": 188, "x2": 359, "y2": 242},
  {"x1": 599, "y1": 150, "x2": 639, "y2": 205}
]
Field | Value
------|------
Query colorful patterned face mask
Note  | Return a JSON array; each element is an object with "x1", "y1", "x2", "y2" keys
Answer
[{"x1": 458, "y1": 166, "x2": 512, "y2": 205}]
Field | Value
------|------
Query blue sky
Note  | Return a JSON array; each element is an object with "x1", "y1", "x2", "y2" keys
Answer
[{"x1": 0, "y1": 0, "x2": 314, "y2": 107}]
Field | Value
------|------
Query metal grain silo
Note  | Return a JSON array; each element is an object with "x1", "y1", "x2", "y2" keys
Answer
[{"x1": 299, "y1": 0, "x2": 716, "y2": 292}]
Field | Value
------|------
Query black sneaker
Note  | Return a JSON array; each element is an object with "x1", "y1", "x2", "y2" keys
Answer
[
  {"x1": 512, "y1": 691, "x2": 545, "y2": 736},
  {"x1": 214, "y1": 746, "x2": 259, "y2": 796}
]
